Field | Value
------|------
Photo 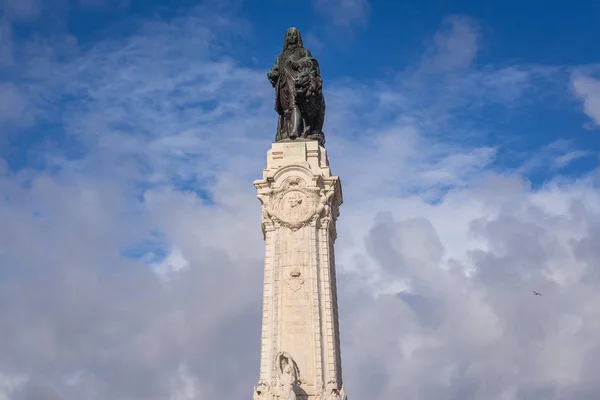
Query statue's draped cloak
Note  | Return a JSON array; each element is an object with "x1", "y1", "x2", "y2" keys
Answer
[{"x1": 274, "y1": 47, "x2": 311, "y2": 116}]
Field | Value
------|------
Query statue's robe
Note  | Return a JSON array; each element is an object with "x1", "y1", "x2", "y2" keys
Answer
[{"x1": 272, "y1": 46, "x2": 312, "y2": 141}]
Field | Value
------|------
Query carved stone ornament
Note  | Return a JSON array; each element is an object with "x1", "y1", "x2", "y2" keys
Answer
[
  {"x1": 287, "y1": 267, "x2": 304, "y2": 292},
  {"x1": 313, "y1": 379, "x2": 345, "y2": 400},
  {"x1": 253, "y1": 380, "x2": 274, "y2": 400},
  {"x1": 273, "y1": 352, "x2": 300, "y2": 400},
  {"x1": 259, "y1": 176, "x2": 321, "y2": 231}
]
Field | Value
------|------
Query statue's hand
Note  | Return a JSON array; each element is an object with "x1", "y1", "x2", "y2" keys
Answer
[{"x1": 267, "y1": 68, "x2": 279, "y2": 87}]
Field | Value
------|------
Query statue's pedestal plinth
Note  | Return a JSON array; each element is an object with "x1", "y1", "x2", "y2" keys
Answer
[{"x1": 253, "y1": 141, "x2": 346, "y2": 400}]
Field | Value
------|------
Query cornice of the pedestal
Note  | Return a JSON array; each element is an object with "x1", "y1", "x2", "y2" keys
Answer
[
  {"x1": 253, "y1": 140, "x2": 341, "y2": 192},
  {"x1": 254, "y1": 140, "x2": 334, "y2": 182}
]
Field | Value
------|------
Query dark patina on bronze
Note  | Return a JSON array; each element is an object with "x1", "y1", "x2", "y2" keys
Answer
[{"x1": 267, "y1": 27, "x2": 326, "y2": 147}]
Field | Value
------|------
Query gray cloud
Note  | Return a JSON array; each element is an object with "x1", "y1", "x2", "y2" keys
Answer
[
  {"x1": 338, "y1": 177, "x2": 600, "y2": 399},
  {"x1": 0, "y1": 172, "x2": 265, "y2": 399},
  {"x1": 571, "y1": 70, "x2": 600, "y2": 128}
]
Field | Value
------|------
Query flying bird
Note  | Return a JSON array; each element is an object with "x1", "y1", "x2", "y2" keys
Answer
[{"x1": 532, "y1": 291, "x2": 542, "y2": 296}]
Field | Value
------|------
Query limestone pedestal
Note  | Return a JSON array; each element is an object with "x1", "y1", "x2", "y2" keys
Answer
[{"x1": 252, "y1": 140, "x2": 346, "y2": 400}]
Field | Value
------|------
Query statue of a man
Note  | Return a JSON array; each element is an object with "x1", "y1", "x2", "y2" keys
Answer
[{"x1": 268, "y1": 27, "x2": 326, "y2": 146}]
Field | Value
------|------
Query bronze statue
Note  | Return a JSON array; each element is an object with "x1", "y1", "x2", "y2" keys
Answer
[{"x1": 268, "y1": 27, "x2": 326, "y2": 147}]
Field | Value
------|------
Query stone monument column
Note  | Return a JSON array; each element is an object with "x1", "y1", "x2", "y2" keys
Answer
[
  {"x1": 253, "y1": 140, "x2": 346, "y2": 400},
  {"x1": 253, "y1": 27, "x2": 346, "y2": 400}
]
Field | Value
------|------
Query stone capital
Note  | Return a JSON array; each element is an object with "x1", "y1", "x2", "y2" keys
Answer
[{"x1": 254, "y1": 141, "x2": 342, "y2": 239}]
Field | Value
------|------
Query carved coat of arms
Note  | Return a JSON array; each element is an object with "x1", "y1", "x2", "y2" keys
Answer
[{"x1": 287, "y1": 268, "x2": 304, "y2": 292}]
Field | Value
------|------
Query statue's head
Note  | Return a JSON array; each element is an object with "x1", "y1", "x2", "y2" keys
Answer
[
  {"x1": 283, "y1": 27, "x2": 303, "y2": 50},
  {"x1": 287, "y1": 193, "x2": 303, "y2": 208}
]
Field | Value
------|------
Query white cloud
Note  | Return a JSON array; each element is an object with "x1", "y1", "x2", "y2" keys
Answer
[
  {"x1": 429, "y1": 15, "x2": 480, "y2": 71},
  {"x1": 169, "y1": 364, "x2": 200, "y2": 400},
  {"x1": 516, "y1": 139, "x2": 591, "y2": 174},
  {"x1": 393, "y1": 15, "x2": 552, "y2": 128},
  {"x1": 152, "y1": 247, "x2": 190, "y2": 278},
  {"x1": 312, "y1": 0, "x2": 370, "y2": 28},
  {"x1": 1, "y1": 4, "x2": 599, "y2": 400},
  {"x1": 339, "y1": 174, "x2": 600, "y2": 399},
  {"x1": 572, "y1": 72, "x2": 600, "y2": 128}
]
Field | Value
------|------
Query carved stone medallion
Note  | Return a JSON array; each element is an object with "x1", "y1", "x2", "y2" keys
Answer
[
  {"x1": 262, "y1": 176, "x2": 320, "y2": 231},
  {"x1": 281, "y1": 191, "x2": 312, "y2": 223}
]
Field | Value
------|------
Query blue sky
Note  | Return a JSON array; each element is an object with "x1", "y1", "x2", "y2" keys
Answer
[
  {"x1": 3, "y1": 0, "x2": 600, "y2": 187},
  {"x1": 2, "y1": 1, "x2": 600, "y2": 399}
]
